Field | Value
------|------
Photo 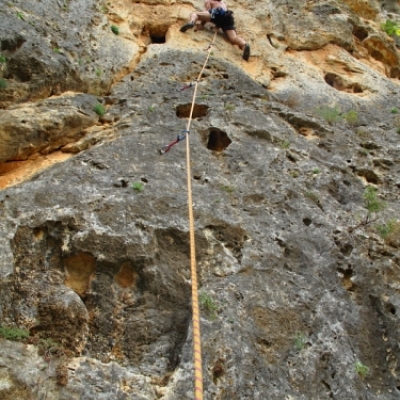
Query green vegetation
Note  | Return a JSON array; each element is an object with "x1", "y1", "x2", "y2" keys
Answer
[
  {"x1": 16, "y1": 11, "x2": 25, "y2": 20},
  {"x1": 39, "y1": 338, "x2": 60, "y2": 353},
  {"x1": 53, "y1": 47, "x2": 61, "y2": 53},
  {"x1": 391, "y1": 107, "x2": 398, "y2": 114},
  {"x1": 294, "y1": 333, "x2": 307, "y2": 351},
  {"x1": 219, "y1": 184, "x2": 235, "y2": 194},
  {"x1": 355, "y1": 127, "x2": 370, "y2": 139},
  {"x1": 316, "y1": 105, "x2": 342, "y2": 125},
  {"x1": 148, "y1": 105, "x2": 155, "y2": 112},
  {"x1": 94, "y1": 103, "x2": 106, "y2": 116},
  {"x1": 397, "y1": 127, "x2": 400, "y2": 134},
  {"x1": 132, "y1": 182, "x2": 144, "y2": 192},
  {"x1": 0, "y1": 325, "x2": 30, "y2": 341},
  {"x1": 280, "y1": 140, "x2": 290, "y2": 149},
  {"x1": 111, "y1": 25, "x2": 120, "y2": 35},
  {"x1": 349, "y1": 186, "x2": 386, "y2": 233},
  {"x1": 0, "y1": 55, "x2": 6, "y2": 63},
  {"x1": 381, "y1": 20, "x2": 400, "y2": 36},
  {"x1": 355, "y1": 361, "x2": 369, "y2": 378},
  {"x1": 199, "y1": 292, "x2": 218, "y2": 320},
  {"x1": 312, "y1": 168, "x2": 321, "y2": 174},
  {"x1": 363, "y1": 185, "x2": 386, "y2": 224},
  {"x1": 376, "y1": 220, "x2": 398, "y2": 239},
  {"x1": 0, "y1": 79, "x2": 7, "y2": 89},
  {"x1": 343, "y1": 110, "x2": 358, "y2": 126},
  {"x1": 305, "y1": 191, "x2": 319, "y2": 203},
  {"x1": 289, "y1": 170, "x2": 300, "y2": 178},
  {"x1": 95, "y1": 68, "x2": 102, "y2": 77}
]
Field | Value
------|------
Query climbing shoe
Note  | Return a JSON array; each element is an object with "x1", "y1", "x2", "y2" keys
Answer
[
  {"x1": 180, "y1": 22, "x2": 194, "y2": 32},
  {"x1": 242, "y1": 44, "x2": 250, "y2": 61}
]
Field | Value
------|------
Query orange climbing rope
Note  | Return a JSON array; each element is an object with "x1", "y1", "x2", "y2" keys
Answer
[{"x1": 184, "y1": 30, "x2": 218, "y2": 400}]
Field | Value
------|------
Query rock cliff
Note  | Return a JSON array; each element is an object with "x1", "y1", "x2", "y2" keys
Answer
[{"x1": 1, "y1": 0, "x2": 400, "y2": 399}]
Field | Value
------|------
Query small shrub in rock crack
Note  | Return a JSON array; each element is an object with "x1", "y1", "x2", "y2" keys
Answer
[
  {"x1": 0, "y1": 55, "x2": 6, "y2": 63},
  {"x1": 343, "y1": 110, "x2": 358, "y2": 126},
  {"x1": 294, "y1": 333, "x2": 307, "y2": 351},
  {"x1": 316, "y1": 105, "x2": 342, "y2": 125},
  {"x1": 363, "y1": 185, "x2": 386, "y2": 223},
  {"x1": 0, "y1": 79, "x2": 7, "y2": 89},
  {"x1": 131, "y1": 182, "x2": 144, "y2": 192},
  {"x1": 199, "y1": 292, "x2": 217, "y2": 320},
  {"x1": 0, "y1": 325, "x2": 29, "y2": 341},
  {"x1": 381, "y1": 20, "x2": 400, "y2": 36},
  {"x1": 354, "y1": 361, "x2": 369, "y2": 378},
  {"x1": 111, "y1": 25, "x2": 119, "y2": 35},
  {"x1": 94, "y1": 103, "x2": 106, "y2": 116}
]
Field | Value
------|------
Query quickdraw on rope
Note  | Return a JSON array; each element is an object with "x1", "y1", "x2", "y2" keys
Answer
[
  {"x1": 158, "y1": 131, "x2": 188, "y2": 155},
  {"x1": 158, "y1": 30, "x2": 218, "y2": 400},
  {"x1": 177, "y1": 79, "x2": 197, "y2": 92}
]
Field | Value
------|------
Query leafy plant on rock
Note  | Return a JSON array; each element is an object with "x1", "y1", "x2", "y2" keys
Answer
[
  {"x1": 355, "y1": 361, "x2": 369, "y2": 378},
  {"x1": 376, "y1": 220, "x2": 400, "y2": 247},
  {"x1": 199, "y1": 292, "x2": 218, "y2": 320},
  {"x1": 111, "y1": 25, "x2": 119, "y2": 35},
  {"x1": 363, "y1": 185, "x2": 386, "y2": 224},
  {"x1": 381, "y1": 20, "x2": 400, "y2": 36},
  {"x1": 343, "y1": 110, "x2": 358, "y2": 126},
  {"x1": 0, "y1": 325, "x2": 30, "y2": 341},
  {"x1": 0, "y1": 55, "x2": 6, "y2": 63},
  {"x1": 132, "y1": 182, "x2": 144, "y2": 192},
  {"x1": 0, "y1": 78, "x2": 7, "y2": 89},
  {"x1": 94, "y1": 103, "x2": 106, "y2": 116},
  {"x1": 280, "y1": 140, "x2": 290, "y2": 149},
  {"x1": 294, "y1": 333, "x2": 307, "y2": 351},
  {"x1": 349, "y1": 186, "x2": 386, "y2": 233},
  {"x1": 316, "y1": 105, "x2": 342, "y2": 125}
]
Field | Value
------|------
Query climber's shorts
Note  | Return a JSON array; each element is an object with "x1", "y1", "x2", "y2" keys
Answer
[{"x1": 210, "y1": 10, "x2": 235, "y2": 31}]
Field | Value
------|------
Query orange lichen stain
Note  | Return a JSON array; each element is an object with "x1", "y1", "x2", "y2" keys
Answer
[
  {"x1": 0, "y1": 151, "x2": 72, "y2": 190},
  {"x1": 114, "y1": 262, "x2": 137, "y2": 288},
  {"x1": 64, "y1": 252, "x2": 96, "y2": 297}
]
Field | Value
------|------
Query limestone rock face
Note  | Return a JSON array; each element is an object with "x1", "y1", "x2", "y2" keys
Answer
[{"x1": 0, "y1": 0, "x2": 400, "y2": 399}]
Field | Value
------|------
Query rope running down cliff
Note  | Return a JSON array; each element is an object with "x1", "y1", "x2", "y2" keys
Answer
[
  {"x1": 160, "y1": 29, "x2": 218, "y2": 400},
  {"x1": 186, "y1": 30, "x2": 218, "y2": 400}
]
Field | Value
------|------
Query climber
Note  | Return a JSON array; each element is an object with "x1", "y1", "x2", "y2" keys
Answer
[{"x1": 180, "y1": 0, "x2": 250, "y2": 61}]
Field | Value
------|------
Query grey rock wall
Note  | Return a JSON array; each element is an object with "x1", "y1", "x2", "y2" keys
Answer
[{"x1": 0, "y1": 0, "x2": 400, "y2": 399}]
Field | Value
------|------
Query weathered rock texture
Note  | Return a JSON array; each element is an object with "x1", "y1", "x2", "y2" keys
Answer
[{"x1": 1, "y1": 0, "x2": 400, "y2": 399}]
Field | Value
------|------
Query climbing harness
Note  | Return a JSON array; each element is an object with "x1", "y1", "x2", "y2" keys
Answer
[{"x1": 160, "y1": 30, "x2": 218, "y2": 400}]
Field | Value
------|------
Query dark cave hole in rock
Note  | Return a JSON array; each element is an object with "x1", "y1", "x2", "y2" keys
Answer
[
  {"x1": 385, "y1": 303, "x2": 396, "y2": 315},
  {"x1": 371, "y1": 50, "x2": 385, "y2": 64},
  {"x1": 176, "y1": 103, "x2": 209, "y2": 118},
  {"x1": 338, "y1": 267, "x2": 356, "y2": 291},
  {"x1": 324, "y1": 73, "x2": 363, "y2": 93},
  {"x1": 353, "y1": 27, "x2": 369, "y2": 41},
  {"x1": 150, "y1": 34, "x2": 166, "y2": 44},
  {"x1": 390, "y1": 67, "x2": 400, "y2": 79},
  {"x1": 207, "y1": 128, "x2": 232, "y2": 151},
  {"x1": 212, "y1": 359, "x2": 226, "y2": 384},
  {"x1": 303, "y1": 218, "x2": 312, "y2": 226},
  {"x1": 357, "y1": 169, "x2": 380, "y2": 184},
  {"x1": 141, "y1": 177, "x2": 148, "y2": 183}
]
